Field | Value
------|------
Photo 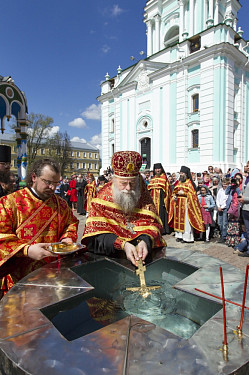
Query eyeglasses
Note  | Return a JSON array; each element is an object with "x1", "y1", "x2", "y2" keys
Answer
[
  {"x1": 40, "y1": 177, "x2": 60, "y2": 187},
  {"x1": 0, "y1": 162, "x2": 11, "y2": 167}
]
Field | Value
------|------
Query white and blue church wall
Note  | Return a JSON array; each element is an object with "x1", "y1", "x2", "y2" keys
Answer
[{"x1": 98, "y1": 0, "x2": 249, "y2": 173}]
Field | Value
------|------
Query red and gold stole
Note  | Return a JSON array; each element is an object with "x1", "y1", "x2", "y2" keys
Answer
[
  {"x1": 82, "y1": 179, "x2": 166, "y2": 249},
  {"x1": 0, "y1": 188, "x2": 61, "y2": 267},
  {"x1": 169, "y1": 179, "x2": 204, "y2": 233},
  {"x1": 147, "y1": 173, "x2": 171, "y2": 214},
  {"x1": 84, "y1": 181, "x2": 97, "y2": 212}
]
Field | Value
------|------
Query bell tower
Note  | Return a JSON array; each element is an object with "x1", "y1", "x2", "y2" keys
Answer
[{"x1": 144, "y1": 0, "x2": 242, "y2": 57}]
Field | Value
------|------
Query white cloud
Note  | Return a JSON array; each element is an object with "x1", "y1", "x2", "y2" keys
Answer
[
  {"x1": 90, "y1": 133, "x2": 102, "y2": 149},
  {"x1": 68, "y1": 118, "x2": 87, "y2": 128},
  {"x1": 46, "y1": 126, "x2": 60, "y2": 137},
  {"x1": 27, "y1": 125, "x2": 60, "y2": 137},
  {"x1": 82, "y1": 104, "x2": 101, "y2": 120},
  {"x1": 111, "y1": 4, "x2": 124, "y2": 17},
  {"x1": 101, "y1": 44, "x2": 110, "y2": 54},
  {"x1": 71, "y1": 136, "x2": 87, "y2": 143}
]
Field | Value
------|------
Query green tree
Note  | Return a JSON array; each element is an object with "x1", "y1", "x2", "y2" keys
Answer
[
  {"x1": 47, "y1": 131, "x2": 72, "y2": 176},
  {"x1": 27, "y1": 113, "x2": 53, "y2": 165}
]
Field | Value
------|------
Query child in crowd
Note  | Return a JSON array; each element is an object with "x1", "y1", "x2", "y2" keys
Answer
[
  {"x1": 233, "y1": 223, "x2": 249, "y2": 256},
  {"x1": 216, "y1": 178, "x2": 229, "y2": 243},
  {"x1": 197, "y1": 185, "x2": 215, "y2": 242},
  {"x1": 225, "y1": 176, "x2": 242, "y2": 247}
]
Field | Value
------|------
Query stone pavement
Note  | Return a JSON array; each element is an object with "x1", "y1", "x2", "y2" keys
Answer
[{"x1": 75, "y1": 212, "x2": 249, "y2": 274}]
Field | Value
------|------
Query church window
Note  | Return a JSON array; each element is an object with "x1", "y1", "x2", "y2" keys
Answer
[
  {"x1": 89, "y1": 152, "x2": 92, "y2": 158},
  {"x1": 189, "y1": 36, "x2": 201, "y2": 53},
  {"x1": 192, "y1": 129, "x2": 199, "y2": 148},
  {"x1": 77, "y1": 151, "x2": 80, "y2": 157},
  {"x1": 143, "y1": 120, "x2": 148, "y2": 128},
  {"x1": 192, "y1": 94, "x2": 199, "y2": 112},
  {"x1": 109, "y1": 79, "x2": 115, "y2": 89},
  {"x1": 83, "y1": 162, "x2": 86, "y2": 169},
  {"x1": 110, "y1": 118, "x2": 115, "y2": 133},
  {"x1": 164, "y1": 26, "x2": 179, "y2": 48},
  {"x1": 41, "y1": 148, "x2": 45, "y2": 155},
  {"x1": 76, "y1": 163, "x2": 80, "y2": 169},
  {"x1": 83, "y1": 152, "x2": 86, "y2": 158},
  {"x1": 89, "y1": 163, "x2": 92, "y2": 169},
  {"x1": 95, "y1": 163, "x2": 98, "y2": 170},
  {"x1": 71, "y1": 151, "x2": 74, "y2": 157},
  {"x1": 70, "y1": 162, "x2": 74, "y2": 169},
  {"x1": 111, "y1": 143, "x2": 115, "y2": 156}
]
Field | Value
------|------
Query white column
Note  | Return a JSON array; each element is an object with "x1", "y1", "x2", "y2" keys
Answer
[
  {"x1": 154, "y1": 15, "x2": 160, "y2": 53},
  {"x1": 233, "y1": 16, "x2": 237, "y2": 31},
  {"x1": 209, "y1": 0, "x2": 214, "y2": 20},
  {"x1": 189, "y1": 0, "x2": 194, "y2": 36},
  {"x1": 179, "y1": 0, "x2": 184, "y2": 42},
  {"x1": 204, "y1": 0, "x2": 208, "y2": 28},
  {"x1": 146, "y1": 20, "x2": 152, "y2": 57},
  {"x1": 214, "y1": 0, "x2": 219, "y2": 24}
]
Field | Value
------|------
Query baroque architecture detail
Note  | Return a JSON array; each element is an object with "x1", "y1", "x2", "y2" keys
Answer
[{"x1": 98, "y1": 0, "x2": 249, "y2": 172}]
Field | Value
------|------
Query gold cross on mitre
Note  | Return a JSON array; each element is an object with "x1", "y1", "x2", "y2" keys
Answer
[{"x1": 126, "y1": 258, "x2": 161, "y2": 298}]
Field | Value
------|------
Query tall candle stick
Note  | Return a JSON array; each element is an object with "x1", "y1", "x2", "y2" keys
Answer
[
  {"x1": 238, "y1": 264, "x2": 249, "y2": 331},
  {"x1": 220, "y1": 267, "x2": 227, "y2": 346}
]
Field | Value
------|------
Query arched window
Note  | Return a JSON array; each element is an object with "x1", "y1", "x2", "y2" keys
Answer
[
  {"x1": 110, "y1": 118, "x2": 115, "y2": 133},
  {"x1": 164, "y1": 26, "x2": 179, "y2": 48},
  {"x1": 192, "y1": 129, "x2": 199, "y2": 148},
  {"x1": 192, "y1": 94, "x2": 199, "y2": 112}
]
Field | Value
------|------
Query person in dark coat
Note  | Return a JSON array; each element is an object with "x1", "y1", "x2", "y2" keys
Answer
[
  {"x1": 76, "y1": 174, "x2": 87, "y2": 215},
  {"x1": 61, "y1": 178, "x2": 71, "y2": 208}
]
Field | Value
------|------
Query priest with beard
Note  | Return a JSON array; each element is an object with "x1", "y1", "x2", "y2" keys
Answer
[
  {"x1": 147, "y1": 163, "x2": 171, "y2": 235},
  {"x1": 169, "y1": 165, "x2": 205, "y2": 243},
  {"x1": 81, "y1": 151, "x2": 165, "y2": 266}
]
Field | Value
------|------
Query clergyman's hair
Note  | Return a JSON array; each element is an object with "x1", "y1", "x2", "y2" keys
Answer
[{"x1": 26, "y1": 158, "x2": 61, "y2": 187}]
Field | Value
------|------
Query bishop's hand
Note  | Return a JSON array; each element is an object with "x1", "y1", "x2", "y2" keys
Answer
[
  {"x1": 124, "y1": 242, "x2": 139, "y2": 266},
  {"x1": 124, "y1": 241, "x2": 148, "y2": 266},
  {"x1": 136, "y1": 240, "x2": 148, "y2": 263}
]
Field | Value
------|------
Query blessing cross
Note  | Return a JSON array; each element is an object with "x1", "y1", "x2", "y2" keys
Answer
[
  {"x1": 126, "y1": 259, "x2": 161, "y2": 298},
  {"x1": 126, "y1": 220, "x2": 136, "y2": 234}
]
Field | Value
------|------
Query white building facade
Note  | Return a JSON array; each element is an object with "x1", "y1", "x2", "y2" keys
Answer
[{"x1": 98, "y1": 0, "x2": 249, "y2": 173}]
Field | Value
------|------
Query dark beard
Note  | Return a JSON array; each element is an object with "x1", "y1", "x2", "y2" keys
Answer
[{"x1": 179, "y1": 175, "x2": 186, "y2": 183}]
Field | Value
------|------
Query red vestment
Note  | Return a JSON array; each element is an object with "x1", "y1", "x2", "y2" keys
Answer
[
  {"x1": 0, "y1": 187, "x2": 78, "y2": 293},
  {"x1": 168, "y1": 179, "x2": 205, "y2": 233},
  {"x1": 82, "y1": 178, "x2": 165, "y2": 249},
  {"x1": 84, "y1": 181, "x2": 97, "y2": 212},
  {"x1": 147, "y1": 173, "x2": 171, "y2": 214}
]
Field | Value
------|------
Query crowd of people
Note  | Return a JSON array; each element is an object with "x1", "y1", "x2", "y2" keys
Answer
[
  {"x1": 51, "y1": 158, "x2": 249, "y2": 260},
  {"x1": 1, "y1": 143, "x2": 249, "y2": 299},
  {"x1": 94, "y1": 162, "x2": 249, "y2": 258},
  {"x1": 140, "y1": 163, "x2": 249, "y2": 257}
]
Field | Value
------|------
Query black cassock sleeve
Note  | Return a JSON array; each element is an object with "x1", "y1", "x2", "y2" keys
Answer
[{"x1": 86, "y1": 234, "x2": 152, "y2": 256}]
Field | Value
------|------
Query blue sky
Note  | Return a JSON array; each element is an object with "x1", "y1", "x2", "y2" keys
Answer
[{"x1": 1, "y1": 0, "x2": 249, "y2": 149}]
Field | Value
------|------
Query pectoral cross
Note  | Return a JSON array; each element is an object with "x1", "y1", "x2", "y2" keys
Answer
[
  {"x1": 126, "y1": 220, "x2": 136, "y2": 234},
  {"x1": 126, "y1": 259, "x2": 161, "y2": 298}
]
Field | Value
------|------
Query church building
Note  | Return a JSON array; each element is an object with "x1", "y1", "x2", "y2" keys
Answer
[{"x1": 98, "y1": 0, "x2": 249, "y2": 173}]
